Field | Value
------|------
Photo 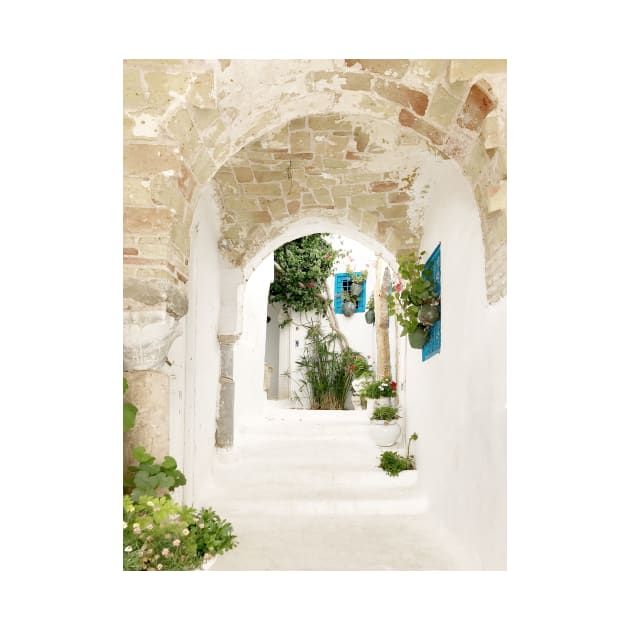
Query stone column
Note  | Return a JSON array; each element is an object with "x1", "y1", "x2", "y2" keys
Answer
[
  {"x1": 216, "y1": 334, "x2": 240, "y2": 448},
  {"x1": 123, "y1": 370, "x2": 171, "y2": 471},
  {"x1": 123, "y1": 297, "x2": 185, "y2": 468}
]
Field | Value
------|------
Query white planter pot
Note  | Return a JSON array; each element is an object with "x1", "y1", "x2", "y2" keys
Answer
[
  {"x1": 375, "y1": 397, "x2": 397, "y2": 408},
  {"x1": 366, "y1": 399, "x2": 377, "y2": 414},
  {"x1": 200, "y1": 555, "x2": 218, "y2": 570},
  {"x1": 368, "y1": 420, "x2": 401, "y2": 447}
]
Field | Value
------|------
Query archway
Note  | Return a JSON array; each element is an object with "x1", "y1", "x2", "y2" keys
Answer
[{"x1": 123, "y1": 60, "x2": 507, "y2": 567}]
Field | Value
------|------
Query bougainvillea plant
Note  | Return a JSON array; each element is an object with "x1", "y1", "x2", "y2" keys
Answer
[{"x1": 269, "y1": 234, "x2": 339, "y2": 320}]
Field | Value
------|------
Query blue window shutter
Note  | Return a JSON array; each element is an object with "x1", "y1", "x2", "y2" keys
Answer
[
  {"x1": 334, "y1": 274, "x2": 345, "y2": 313},
  {"x1": 423, "y1": 244, "x2": 441, "y2": 361}
]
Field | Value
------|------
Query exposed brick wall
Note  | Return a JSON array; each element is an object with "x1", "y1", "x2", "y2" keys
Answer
[{"x1": 123, "y1": 59, "x2": 507, "y2": 309}]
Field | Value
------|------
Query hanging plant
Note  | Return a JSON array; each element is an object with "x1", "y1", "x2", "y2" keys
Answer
[
  {"x1": 364, "y1": 293, "x2": 375, "y2": 324},
  {"x1": 387, "y1": 251, "x2": 439, "y2": 348}
]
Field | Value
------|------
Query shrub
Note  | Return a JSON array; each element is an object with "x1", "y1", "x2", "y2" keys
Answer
[
  {"x1": 123, "y1": 495, "x2": 237, "y2": 571},
  {"x1": 296, "y1": 325, "x2": 355, "y2": 409},
  {"x1": 124, "y1": 446, "x2": 187, "y2": 501},
  {"x1": 378, "y1": 433, "x2": 419, "y2": 477},
  {"x1": 362, "y1": 377, "x2": 397, "y2": 399},
  {"x1": 269, "y1": 234, "x2": 339, "y2": 318},
  {"x1": 344, "y1": 351, "x2": 373, "y2": 379},
  {"x1": 371, "y1": 405, "x2": 399, "y2": 422}
]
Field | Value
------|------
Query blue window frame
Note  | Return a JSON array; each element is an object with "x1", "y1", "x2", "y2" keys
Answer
[
  {"x1": 334, "y1": 273, "x2": 366, "y2": 313},
  {"x1": 422, "y1": 243, "x2": 441, "y2": 361}
]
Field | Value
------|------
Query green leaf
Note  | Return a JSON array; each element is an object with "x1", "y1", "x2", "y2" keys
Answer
[
  {"x1": 132, "y1": 446, "x2": 154, "y2": 464},
  {"x1": 123, "y1": 402, "x2": 137, "y2": 432},
  {"x1": 161, "y1": 456, "x2": 177, "y2": 470}
]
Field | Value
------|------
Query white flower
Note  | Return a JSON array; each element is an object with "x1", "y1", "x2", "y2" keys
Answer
[
  {"x1": 157, "y1": 564, "x2": 163, "y2": 570},
  {"x1": 172, "y1": 539, "x2": 181, "y2": 547},
  {"x1": 123, "y1": 522, "x2": 128, "y2": 529},
  {"x1": 198, "y1": 523, "x2": 204, "y2": 529},
  {"x1": 162, "y1": 548, "x2": 170, "y2": 557},
  {"x1": 182, "y1": 528, "x2": 190, "y2": 536},
  {"x1": 146, "y1": 501, "x2": 154, "y2": 507},
  {"x1": 124, "y1": 546, "x2": 133, "y2": 553},
  {"x1": 146, "y1": 523, "x2": 153, "y2": 530}
]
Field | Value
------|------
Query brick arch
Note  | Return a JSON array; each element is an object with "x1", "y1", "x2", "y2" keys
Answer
[
  {"x1": 242, "y1": 215, "x2": 399, "y2": 283},
  {"x1": 123, "y1": 59, "x2": 506, "y2": 327}
]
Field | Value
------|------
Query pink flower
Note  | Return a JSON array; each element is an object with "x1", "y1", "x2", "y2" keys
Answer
[
  {"x1": 394, "y1": 282, "x2": 403, "y2": 292},
  {"x1": 308, "y1": 282, "x2": 315, "y2": 288},
  {"x1": 349, "y1": 365, "x2": 356, "y2": 371},
  {"x1": 367, "y1": 355, "x2": 371, "y2": 359}
]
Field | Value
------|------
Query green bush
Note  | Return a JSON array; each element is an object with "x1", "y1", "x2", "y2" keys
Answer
[
  {"x1": 269, "y1": 234, "x2": 339, "y2": 318},
  {"x1": 362, "y1": 377, "x2": 397, "y2": 399},
  {"x1": 124, "y1": 446, "x2": 187, "y2": 501},
  {"x1": 344, "y1": 351, "x2": 373, "y2": 379},
  {"x1": 378, "y1": 433, "x2": 419, "y2": 477},
  {"x1": 296, "y1": 325, "x2": 355, "y2": 409},
  {"x1": 371, "y1": 405, "x2": 399, "y2": 422},
  {"x1": 123, "y1": 495, "x2": 238, "y2": 571}
]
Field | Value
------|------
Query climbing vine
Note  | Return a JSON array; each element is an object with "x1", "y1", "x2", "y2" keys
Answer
[{"x1": 269, "y1": 234, "x2": 339, "y2": 320}]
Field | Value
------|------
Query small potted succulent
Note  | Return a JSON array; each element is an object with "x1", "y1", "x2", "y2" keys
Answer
[
  {"x1": 364, "y1": 294, "x2": 375, "y2": 324},
  {"x1": 368, "y1": 404, "x2": 401, "y2": 447}
]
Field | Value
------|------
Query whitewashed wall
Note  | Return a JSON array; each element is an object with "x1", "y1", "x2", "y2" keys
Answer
[
  {"x1": 403, "y1": 160, "x2": 507, "y2": 569},
  {"x1": 180, "y1": 186, "x2": 223, "y2": 505},
  {"x1": 233, "y1": 254, "x2": 274, "y2": 429}
]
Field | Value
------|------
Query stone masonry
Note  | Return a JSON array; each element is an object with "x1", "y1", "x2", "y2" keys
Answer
[{"x1": 123, "y1": 58, "x2": 508, "y2": 343}]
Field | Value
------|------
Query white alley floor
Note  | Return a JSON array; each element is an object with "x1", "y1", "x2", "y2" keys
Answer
[{"x1": 196, "y1": 401, "x2": 465, "y2": 571}]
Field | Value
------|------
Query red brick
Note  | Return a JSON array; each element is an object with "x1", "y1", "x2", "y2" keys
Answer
[
  {"x1": 123, "y1": 247, "x2": 139, "y2": 256},
  {"x1": 369, "y1": 181, "x2": 397, "y2": 193},
  {"x1": 375, "y1": 79, "x2": 428, "y2": 116},
  {"x1": 398, "y1": 109, "x2": 447, "y2": 146},
  {"x1": 346, "y1": 151, "x2": 363, "y2": 160},
  {"x1": 388, "y1": 191, "x2": 411, "y2": 203},
  {"x1": 457, "y1": 80, "x2": 497, "y2": 131}
]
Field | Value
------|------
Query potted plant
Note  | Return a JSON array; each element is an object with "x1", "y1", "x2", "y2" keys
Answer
[
  {"x1": 364, "y1": 294, "x2": 375, "y2": 324},
  {"x1": 341, "y1": 290, "x2": 358, "y2": 317},
  {"x1": 374, "y1": 377, "x2": 397, "y2": 408},
  {"x1": 379, "y1": 433, "x2": 419, "y2": 476},
  {"x1": 361, "y1": 378, "x2": 382, "y2": 414},
  {"x1": 388, "y1": 251, "x2": 439, "y2": 349},
  {"x1": 368, "y1": 404, "x2": 401, "y2": 447},
  {"x1": 347, "y1": 269, "x2": 368, "y2": 296}
]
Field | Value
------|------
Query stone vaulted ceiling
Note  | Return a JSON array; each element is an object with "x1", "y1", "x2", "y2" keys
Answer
[{"x1": 213, "y1": 113, "x2": 438, "y2": 263}]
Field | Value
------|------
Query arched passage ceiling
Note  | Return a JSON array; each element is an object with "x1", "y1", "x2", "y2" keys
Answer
[
  {"x1": 213, "y1": 113, "x2": 441, "y2": 265},
  {"x1": 123, "y1": 59, "x2": 507, "y2": 321}
]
